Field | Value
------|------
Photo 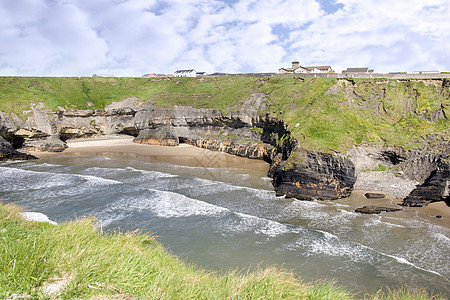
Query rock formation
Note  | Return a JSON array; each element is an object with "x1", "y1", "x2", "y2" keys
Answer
[
  {"x1": 0, "y1": 79, "x2": 448, "y2": 204},
  {"x1": 355, "y1": 206, "x2": 402, "y2": 214},
  {"x1": 364, "y1": 193, "x2": 385, "y2": 199},
  {"x1": 269, "y1": 148, "x2": 356, "y2": 200},
  {"x1": 0, "y1": 136, "x2": 36, "y2": 161},
  {"x1": 402, "y1": 161, "x2": 450, "y2": 207}
]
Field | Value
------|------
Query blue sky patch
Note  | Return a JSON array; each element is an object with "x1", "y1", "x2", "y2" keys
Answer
[{"x1": 316, "y1": 0, "x2": 344, "y2": 14}]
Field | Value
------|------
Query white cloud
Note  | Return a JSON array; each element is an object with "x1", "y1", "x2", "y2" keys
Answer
[
  {"x1": 0, "y1": 0, "x2": 448, "y2": 76},
  {"x1": 290, "y1": 0, "x2": 450, "y2": 72},
  {"x1": 0, "y1": 0, "x2": 108, "y2": 75}
]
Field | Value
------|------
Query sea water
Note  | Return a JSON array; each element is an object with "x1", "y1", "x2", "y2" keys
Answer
[{"x1": 1, "y1": 154, "x2": 449, "y2": 296}]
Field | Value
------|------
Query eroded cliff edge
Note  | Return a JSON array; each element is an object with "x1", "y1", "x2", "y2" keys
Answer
[{"x1": 0, "y1": 76, "x2": 449, "y2": 206}]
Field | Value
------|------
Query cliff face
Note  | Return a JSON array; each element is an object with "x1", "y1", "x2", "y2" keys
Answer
[
  {"x1": 0, "y1": 93, "x2": 357, "y2": 200},
  {"x1": 0, "y1": 77, "x2": 449, "y2": 205}
]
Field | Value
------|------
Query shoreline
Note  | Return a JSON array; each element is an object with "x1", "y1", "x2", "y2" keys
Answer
[
  {"x1": 31, "y1": 136, "x2": 450, "y2": 228},
  {"x1": 32, "y1": 135, "x2": 270, "y2": 176}
]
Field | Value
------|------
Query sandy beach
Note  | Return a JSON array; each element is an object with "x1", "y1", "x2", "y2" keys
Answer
[
  {"x1": 31, "y1": 136, "x2": 450, "y2": 228},
  {"x1": 32, "y1": 136, "x2": 270, "y2": 176}
]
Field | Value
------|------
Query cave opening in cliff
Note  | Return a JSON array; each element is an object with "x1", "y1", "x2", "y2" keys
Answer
[{"x1": 178, "y1": 137, "x2": 189, "y2": 144}]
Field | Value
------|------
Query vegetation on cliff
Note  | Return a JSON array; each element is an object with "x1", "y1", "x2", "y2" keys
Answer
[
  {"x1": 0, "y1": 203, "x2": 443, "y2": 299},
  {"x1": 0, "y1": 76, "x2": 448, "y2": 152}
]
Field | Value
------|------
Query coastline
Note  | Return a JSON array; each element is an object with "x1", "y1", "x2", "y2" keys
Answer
[
  {"x1": 31, "y1": 136, "x2": 450, "y2": 228},
  {"x1": 31, "y1": 135, "x2": 270, "y2": 176}
]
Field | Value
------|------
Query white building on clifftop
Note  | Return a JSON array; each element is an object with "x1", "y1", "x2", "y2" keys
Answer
[
  {"x1": 174, "y1": 69, "x2": 197, "y2": 77},
  {"x1": 279, "y1": 61, "x2": 334, "y2": 74}
]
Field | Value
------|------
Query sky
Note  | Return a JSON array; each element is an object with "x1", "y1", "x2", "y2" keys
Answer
[{"x1": 0, "y1": 0, "x2": 449, "y2": 76}]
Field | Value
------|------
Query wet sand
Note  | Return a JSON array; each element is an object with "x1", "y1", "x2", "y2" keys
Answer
[
  {"x1": 32, "y1": 136, "x2": 450, "y2": 228},
  {"x1": 335, "y1": 190, "x2": 450, "y2": 228},
  {"x1": 32, "y1": 136, "x2": 270, "y2": 176}
]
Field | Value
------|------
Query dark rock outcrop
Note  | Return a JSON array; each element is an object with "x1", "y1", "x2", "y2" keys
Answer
[
  {"x1": 0, "y1": 136, "x2": 36, "y2": 160},
  {"x1": 402, "y1": 161, "x2": 450, "y2": 207},
  {"x1": 355, "y1": 206, "x2": 401, "y2": 214},
  {"x1": 269, "y1": 148, "x2": 356, "y2": 200}
]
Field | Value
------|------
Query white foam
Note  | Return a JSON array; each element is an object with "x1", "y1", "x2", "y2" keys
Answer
[
  {"x1": 292, "y1": 199, "x2": 327, "y2": 207},
  {"x1": 0, "y1": 166, "x2": 122, "y2": 198},
  {"x1": 20, "y1": 212, "x2": 57, "y2": 225},
  {"x1": 0, "y1": 167, "x2": 73, "y2": 191},
  {"x1": 363, "y1": 216, "x2": 382, "y2": 227},
  {"x1": 334, "y1": 203, "x2": 351, "y2": 208},
  {"x1": 381, "y1": 253, "x2": 445, "y2": 277},
  {"x1": 37, "y1": 163, "x2": 63, "y2": 168},
  {"x1": 307, "y1": 239, "x2": 371, "y2": 262},
  {"x1": 234, "y1": 212, "x2": 298, "y2": 237},
  {"x1": 96, "y1": 212, "x2": 129, "y2": 227},
  {"x1": 124, "y1": 166, "x2": 177, "y2": 177},
  {"x1": 431, "y1": 232, "x2": 450, "y2": 244},
  {"x1": 90, "y1": 156, "x2": 111, "y2": 161},
  {"x1": 78, "y1": 174, "x2": 122, "y2": 185},
  {"x1": 293, "y1": 229, "x2": 442, "y2": 274},
  {"x1": 344, "y1": 240, "x2": 448, "y2": 277},
  {"x1": 317, "y1": 230, "x2": 338, "y2": 239},
  {"x1": 109, "y1": 189, "x2": 227, "y2": 218},
  {"x1": 338, "y1": 209, "x2": 358, "y2": 216},
  {"x1": 149, "y1": 189, "x2": 229, "y2": 218}
]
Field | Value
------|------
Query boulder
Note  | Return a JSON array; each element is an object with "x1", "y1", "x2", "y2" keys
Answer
[
  {"x1": 365, "y1": 192, "x2": 385, "y2": 199},
  {"x1": 355, "y1": 206, "x2": 402, "y2": 214}
]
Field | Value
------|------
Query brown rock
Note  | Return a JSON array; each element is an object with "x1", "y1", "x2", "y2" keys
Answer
[
  {"x1": 365, "y1": 192, "x2": 385, "y2": 199},
  {"x1": 355, "y1": 206, "x2": 401, "y2": 214}
]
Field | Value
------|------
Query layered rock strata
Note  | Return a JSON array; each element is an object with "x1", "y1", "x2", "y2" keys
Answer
[
  {"x1": 268, "y1": 148, "x2": 356, "y2": 200},
  {"x1": 0, "y1": 94, "x2": 358, "y2": 200},
  {"x1": 1, "y1": 92, "x2": 448, "y2": 204}
]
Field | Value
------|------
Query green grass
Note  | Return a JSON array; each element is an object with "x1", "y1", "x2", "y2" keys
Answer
[
  {"x1": 0, "y1": 76, "x2": 449, "y2": 152},
  {"x1": 1, "y1": 203, "x2": 445, "y2": 299},
  {"x1": 361, "y1": 164, "x2": 388, "y2": 172},
  {"x1": 0, "y1": 76, "x2": 257, "y2": 116},
  {"x1": 257, "y1": 77, "x2": 449, "y2": 152}
]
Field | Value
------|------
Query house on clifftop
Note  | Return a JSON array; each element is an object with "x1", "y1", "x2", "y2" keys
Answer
[
  {"x1": 279, "y1": 61, "x2": 334, "y2": 74},
  {"x1": 174, "y1": 69, "x2": 197, "y2": 77}
]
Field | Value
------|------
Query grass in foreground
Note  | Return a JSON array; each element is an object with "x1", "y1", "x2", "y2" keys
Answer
[
  {"x1": 0, "y1": 203, "x2": 342, "y2": 299},
  {"x1": 0, "y1": 204, "x2": 446, "y2": 300},
  {"x1": 0, "y1": 203, "x2": 445, "y2": 299}
]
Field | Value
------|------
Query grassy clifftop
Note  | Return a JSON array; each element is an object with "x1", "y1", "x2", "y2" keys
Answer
[{"x1": 0, "y1": 76, "x2": 448, "y2": 152}]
